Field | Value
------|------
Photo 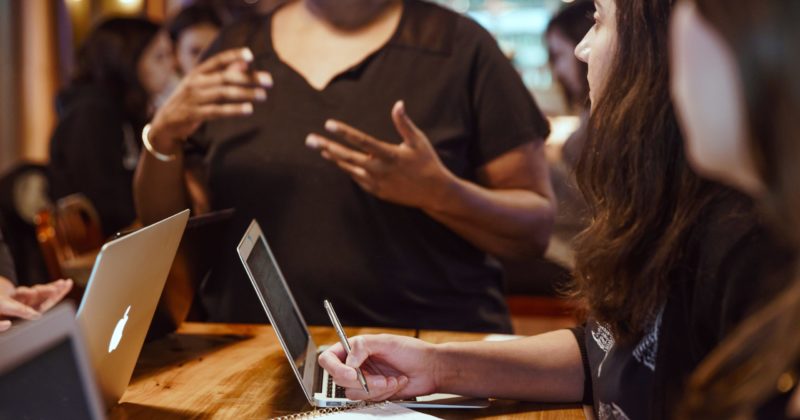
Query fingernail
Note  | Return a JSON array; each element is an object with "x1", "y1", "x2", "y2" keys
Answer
[
  {"x1": 242, "y1": 48, "x2": 254, "y2": 62},
  {"x1": 255, "y1": 89, "x2": 267, "y2": 100},
  {"x1": 399, "y1": 376, "x2": 408, "y2": 385},
  {"x1": 258, "y1": 73, "x2": 273, "y2": 87},
  {"x1": 242, "y1": 103, "x2": 253, "y2": 114},
  {"x1": 305, "y1": 134, "x2": 319, "y2": 148},
  {"x1": 324, "y1": 120, "x2": 338, "y2": 132}
]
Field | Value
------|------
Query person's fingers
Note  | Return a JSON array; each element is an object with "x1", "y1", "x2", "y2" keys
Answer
[
  {"x1": 196, "y1": 48, "x2": 253, "y2": 74},
  {"x1": 0, "y1": 320, "x2": 11, "y2": 332},
  {"x1": 37, "y1": 279, "x2": 73, "y2": 313},
  {"x1": 195, "y1": 69, "x2": 272, "y2": 89},
  {"x1": 306, "y1": 134, "x2": 373, "y2": 167},
  {"x1": 318, "y1": 348, "x2": 361, "y2": 388},
  {"x1": 196, "y1": 103, "x2": 255, "y2": 120},
  {"x1": 0, "y1": 296, "x2": 40, "y2": 320},
  {"x1": 391, "y1": 100, "x2": 425, "y2": 148},
  {"x1": 193, "y1": 85, "x2": 268, "y2": 105},
  {"x1": 345, "y1": 375, "x2": 401, "y2": 402},
  {"x1": 324, "y1": 120, "x2": 397, "y2": 161}
]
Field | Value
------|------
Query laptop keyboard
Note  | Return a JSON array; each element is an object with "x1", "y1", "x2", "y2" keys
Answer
[{"x1": 326, "y1": 372, "x2": 347, "y2": 399}]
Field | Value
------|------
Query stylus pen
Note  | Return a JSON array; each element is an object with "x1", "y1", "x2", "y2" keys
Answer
[{"x1": 324, "y1": 299, "x2": 370, "y2": 394}]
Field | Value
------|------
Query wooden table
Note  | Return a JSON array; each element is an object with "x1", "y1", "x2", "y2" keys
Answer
[{"x1": 109, "y1": 323, "x2": 585, "y2": 419}]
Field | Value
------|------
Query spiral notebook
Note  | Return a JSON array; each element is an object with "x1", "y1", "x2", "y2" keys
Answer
[{"x1": 273, "y1": 401, "x2": 442, "y2": 419}]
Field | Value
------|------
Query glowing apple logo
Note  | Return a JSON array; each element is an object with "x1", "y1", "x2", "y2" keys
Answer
[{"x1": 108, "y1": 305, "x2": 131, "y2": 353}]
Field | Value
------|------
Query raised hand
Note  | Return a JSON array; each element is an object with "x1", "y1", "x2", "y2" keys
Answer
[{"x1": 306, "y1": 101, "x2": 454, "y2": 210}]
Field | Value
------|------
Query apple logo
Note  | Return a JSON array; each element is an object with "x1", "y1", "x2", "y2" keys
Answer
[{"x1": 108, "y1": 305, "x2": 131, "y2": 353}]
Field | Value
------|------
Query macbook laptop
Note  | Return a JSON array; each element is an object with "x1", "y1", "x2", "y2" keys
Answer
[
  {"x1": 77, "y1": 209, "x2": 190, "y2": 406},
  {"x1": 0, "y1": 303, "x2": 106, "y2": 420},
  {"x1": 236, "y1": 220, "x2": 489, "y2": 409}
]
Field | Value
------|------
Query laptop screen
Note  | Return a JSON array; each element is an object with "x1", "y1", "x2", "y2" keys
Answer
[
  {"x1": 246, "y1": 236, "x2": 309, "y2": 369},
  {"x1": 0, "y1": 338, "x2": 95, "y2": 419}
]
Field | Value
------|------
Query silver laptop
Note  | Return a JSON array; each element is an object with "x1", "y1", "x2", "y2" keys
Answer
[
  {"x1": 77, "y1": 209, "x2": 190, "y2": 406},
  {"x1": 236, "y1": 220, "x2": 489, "y2": 409},
  {"x1": 0, "y1": 303, "x2": 106, "y2": 419}
]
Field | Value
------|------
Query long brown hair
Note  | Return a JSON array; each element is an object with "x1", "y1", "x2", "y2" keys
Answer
[
  {"x1": 679, "y1": 1, "x2": 800, "y2": 418},
  {"x1": 571, "y1": 0, "x2": 724, "y2": 344}
]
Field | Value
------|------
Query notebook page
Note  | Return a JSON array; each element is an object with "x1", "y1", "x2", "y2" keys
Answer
[{"x1": 322, "y1": 402, "x2": 441, "y2": 419}]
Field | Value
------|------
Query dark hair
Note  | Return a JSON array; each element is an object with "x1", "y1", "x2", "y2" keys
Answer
[
  {"x1": 547, "y1": 0, "x2": 595, "y2": 45},
  {"x1": 679, "y1": 1, "x2": 800, "y2": 418},
  {"x1": 167, "y1": 4, "x2": 222, "y2": 44},
  {"x1": 546, "y1": 0, "x2": 594, "y2": 108},
  {"x1": 71, "y1": 17, "x2": 161, "y2": 126},
  {"x1": 571, "y1": 0, "x2": 724, "y2": 344}
]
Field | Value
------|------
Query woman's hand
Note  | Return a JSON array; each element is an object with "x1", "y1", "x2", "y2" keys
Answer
[
  {"x1": 318, "y1": 334, "x2": 439, "y2": 401},
  {"x1": 0, "y1": 279, "x2": 73, "y2": 331},
  {"x1": 305, "y1": 101, "x2": 454, "y2": 210},
  {"x1": 148, "y1": 48, "x2": 273, "y2": 155}
]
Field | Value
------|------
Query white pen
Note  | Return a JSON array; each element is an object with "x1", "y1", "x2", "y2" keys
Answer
[{"x1": 324, "y1": 299, "x2": 369, "y2": 394}]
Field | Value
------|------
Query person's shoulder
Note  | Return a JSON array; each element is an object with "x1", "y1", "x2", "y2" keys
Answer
[{"x1": 399, "y1": 0, "x2": 495, "y2": 55}]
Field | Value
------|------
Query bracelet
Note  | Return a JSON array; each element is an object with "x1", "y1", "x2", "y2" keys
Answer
[{"x1": 141, "y1": 123, "x2": 177, "y2": 162}]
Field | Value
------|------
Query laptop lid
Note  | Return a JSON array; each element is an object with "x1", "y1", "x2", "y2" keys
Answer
[
  {"x1": 77, "y1": 209, "x2": 190, "y2": 406},
  {"x1": 236, "y1": 220, "x2": 322, "y2": 406},
  {"x1": 0, "y1": 303, "x2": 106, "y2": 420}
]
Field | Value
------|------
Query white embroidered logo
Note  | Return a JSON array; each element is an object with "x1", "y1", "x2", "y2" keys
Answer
[
  {"x1": 592, "y1": 323, "x2": 615, "y2": 377},
  {"x1": 632, "y1": 307, "x2": 664, "y2": 371},
  {"x1": 598, "y1": 402, "x2": 632, "y2": 420}
]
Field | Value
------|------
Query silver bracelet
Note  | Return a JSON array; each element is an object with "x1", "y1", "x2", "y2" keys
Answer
[{"x1": 141, "y1": 123, "x2": 177, "y2": 162}]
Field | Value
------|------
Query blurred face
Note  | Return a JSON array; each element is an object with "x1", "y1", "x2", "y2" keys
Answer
[
  {"x1": 547, "y1": 29, "x2": 585, "y2": 107},
  {"x1": 670, "y1": 2, "x2": 762, "y2": 195},
  {"x1": 574, "y1": 0, "x2": 617, "y2": 108},
  {"x1": 175, "y1": 23, "x2": 220, "y2": 75},
  {"x1": 137, "y1": 31, "x2": 175, "y2": 98},
  {"x1": 305, "y1": 0, "x2": 395, "y2": 28}
]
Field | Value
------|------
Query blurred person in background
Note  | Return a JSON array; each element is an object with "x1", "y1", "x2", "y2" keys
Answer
[
  {"x1": 670, "y1": 0, "x2": 800, "y2": 418},
  {"x1": 135, "y1": 0, "x2": 556, "y2": 333},
  {"x1": 168, "y1": 4, "x2": 223, "y2": 76},
  {"x1": 543, "y1": 0, "x2": 594, "y2": 268},
  {"x1": 49, "y1": 18, "x2": 174, "y2": 237}
]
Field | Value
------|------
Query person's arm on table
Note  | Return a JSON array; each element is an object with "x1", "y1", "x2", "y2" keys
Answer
[
  {"x1": 134, "y1": 48, "x2": 272, "y2": 224},
  {"x1": 306, "y1": 101, "x2": 556, "y2": 260},
  {"x1": 318, "y1": 329, "x2": 584, "y2": 403}
]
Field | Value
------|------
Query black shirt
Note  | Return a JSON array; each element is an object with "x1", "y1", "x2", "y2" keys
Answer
[
  {"x1": 49, "y1": 84, "x2": 140, "y2": 237},
  {"x1": 570, "y1": 193, "x2": 795, "y2": 419},
  {"x1": 189, "y1": 0, "x2": 550, "y2": 332},
  {"x1": 0, "y1": 230, "x2": 16, "y2": 284}
]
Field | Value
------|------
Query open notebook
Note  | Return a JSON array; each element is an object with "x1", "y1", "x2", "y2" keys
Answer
[{"x1": 273, "y1": 401, "x2": 441, "y2": 419}]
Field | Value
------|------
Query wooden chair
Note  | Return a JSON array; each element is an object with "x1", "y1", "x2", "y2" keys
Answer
[{"x1": 34, "y1": 193, "x2": 105, "y2": 285}]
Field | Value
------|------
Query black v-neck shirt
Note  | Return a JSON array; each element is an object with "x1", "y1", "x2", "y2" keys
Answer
[{"x1": 187, "y1": 0, "x2": 550, "y2": 332}]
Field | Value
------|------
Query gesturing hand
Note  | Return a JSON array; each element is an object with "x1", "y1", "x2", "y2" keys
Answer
[
  {"x1": 0, "y1": 279, "x2": 73, "y2": 332},
  {"x1": 305, "y1": 101, "x2": 454, "y2": 210},
  {"x1": 148, "y1": 48, "x2": 273, "y2": 154}
]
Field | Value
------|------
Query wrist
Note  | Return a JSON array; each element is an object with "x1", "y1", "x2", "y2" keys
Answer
[
  {"x1": 431, "y1": 342, "x2": 455, "y2": 393},
  {"x1": 147, "y1": 119, "x2": 182, "y2": 156},
  {"x1": 424, "y1": 172, "x2": 461, "y2": 214},
  {"x1": 0, "y1": 277, "x2": 15, "y2": 296}
]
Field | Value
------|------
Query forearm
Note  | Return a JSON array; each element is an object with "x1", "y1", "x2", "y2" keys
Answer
[
  {"x1": 424, "y1": 176, "x2": 555, "y2": 259},
  {"x1": 432, "y1": 329, "x2": 584, "y2": 402},
  {"x1": 133, "y1": 149, "x2": 191, "y2": 225}
]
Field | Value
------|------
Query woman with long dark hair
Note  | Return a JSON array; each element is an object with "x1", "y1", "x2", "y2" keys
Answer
[
  {"x1": 670, "y1": 0, "x2": 800, "y2": 418},
  {"x1": 317, "y1": 0, "x2": 793, "y2": 418},
  {"x1": 49, "y1": 17, "x2": 173, "y2": 236}
]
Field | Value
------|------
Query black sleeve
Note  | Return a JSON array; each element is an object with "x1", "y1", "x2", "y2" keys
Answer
[
  {"x1": 49, "y1": 98, "x2": 136, "y2": 237},
  {"x1": 714, "y1": 225, "x2": 794, "y2": 341},
  {"x1": 569, "y1": 324, "x2": 594, "y2": 405},
  {"x1": 462, "y1": 19, "x2": 551, "y2": 167},
  {"x1": 0, "y1": 229, "x2": 17, "y2": 284}
]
